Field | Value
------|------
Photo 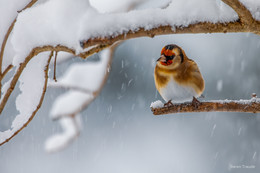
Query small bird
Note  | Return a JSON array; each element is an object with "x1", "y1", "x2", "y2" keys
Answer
[{"x1": 154, "y1": 44, "x2": 204, "y2": 106}]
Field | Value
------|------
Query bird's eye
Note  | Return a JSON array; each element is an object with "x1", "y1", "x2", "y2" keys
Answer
[{"x1": 165, "y1": 55, "x2": 174, "y2": 60}]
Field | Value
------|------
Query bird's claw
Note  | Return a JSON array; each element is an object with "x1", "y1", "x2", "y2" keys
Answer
[
  {"x1": 192, "y1": 97, "x2": 201, "y2": 108},
  {"x1": 164, "y1": 100, "x2": 174, "y2": 107}
]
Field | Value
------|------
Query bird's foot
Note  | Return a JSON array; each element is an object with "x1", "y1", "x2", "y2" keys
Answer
[
  {"x1": 192, "y1": 97, "x2": 201, "y2": 108},
  {"x1": 164, "y1": 100, "x2": 174, "y2": 107}
]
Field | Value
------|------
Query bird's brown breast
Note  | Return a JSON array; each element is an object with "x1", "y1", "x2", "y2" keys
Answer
[{"x1": 154, "y1": 59, "x2": 204, "y2": 95}]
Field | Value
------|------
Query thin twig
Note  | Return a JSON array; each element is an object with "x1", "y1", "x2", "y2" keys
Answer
[
  {"x1": 1, "y1": 65, "x2": 14, "y2": 79},
  {"x1": 53, "y1": 51, "x2": 58, "y2": 82}
]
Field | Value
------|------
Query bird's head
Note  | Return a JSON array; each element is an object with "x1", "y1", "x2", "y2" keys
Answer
[{"x1": 157, "y1": 44, "x2": 184, "y2": 69}]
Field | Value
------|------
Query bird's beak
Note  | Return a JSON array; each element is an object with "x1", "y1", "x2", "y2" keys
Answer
[{"x1": 157, "y1": 55, "x2": 167, "y2": 63}]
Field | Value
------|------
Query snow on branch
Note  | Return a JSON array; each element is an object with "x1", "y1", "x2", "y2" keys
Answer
[
  {"x1": 0, "y1": 51, "x2": 52, "y2": 146},
  {"x1": 49, "y1": 48, "x2": 113, "y2": 120},
  {"x1": 0, "y1": 0, "x2": 38, "y2": 95},
  {"x1": 45, "y1": 45, "x2": 115, "y2": 153},
  {"x1": 0, "y1": 45, "x2": 77, "y2": 115},
  {"x1": 151, "y1": 94, "x2": 260, "y2": 115},
  {"x1": 80, "y1": 0, "x2": 260, "y2": 49},
  {"x1": 45, "y1": 114, "x2": 81, "y2": 153}
]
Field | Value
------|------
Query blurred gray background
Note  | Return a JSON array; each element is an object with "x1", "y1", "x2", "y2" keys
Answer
[{"x1": 1, "y1": 33, "x2": 260, "y2": 173}]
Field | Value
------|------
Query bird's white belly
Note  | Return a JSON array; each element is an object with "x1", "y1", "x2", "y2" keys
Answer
[{"x1": 159, "y1": 78, "x2": 198, "y2": 103}]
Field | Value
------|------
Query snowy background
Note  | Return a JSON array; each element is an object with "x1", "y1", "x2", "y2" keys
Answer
[
  {"x1": 1, "y1": 0, "x2": 260, "y2": 172},
  {"x1": 1, "y1": 33, "x2": 260, "y2": 173}
]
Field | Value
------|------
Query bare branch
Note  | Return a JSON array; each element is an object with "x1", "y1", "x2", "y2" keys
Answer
[{"x1": 151, "y1": 96, "x2": 260, "y2": 115}]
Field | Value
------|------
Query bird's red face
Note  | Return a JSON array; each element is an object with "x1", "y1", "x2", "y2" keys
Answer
[{"x1": 157, "y1": 47, "x2": 175, "y2": 66}]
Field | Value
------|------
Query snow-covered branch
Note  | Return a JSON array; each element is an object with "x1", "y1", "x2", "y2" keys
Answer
[
  {"x1": 0, "y1": 45, "x2": 77, "y2": 114},
  {"x1": 151, "y1": 94, "x2": 260, "y2": 115},
  {"x1": 0, "y1": 50, "x2": 52, "y2": 146},
  {"x1": 0, "y1": 0, "x2": 38, "y2": 94},
  {"x1": 80, "y1": 0, "x2": 260, "y2": 50},
  {"x1": 45, "y1": 41, "x2": 117, "y2": 153}
]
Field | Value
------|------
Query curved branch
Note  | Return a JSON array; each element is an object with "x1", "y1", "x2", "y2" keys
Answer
[
  {"x1": 0, "y1": 45, "x2": 80, "y2": 114},
  {"x1": 1, "y1": 64, "x2": 14, "y2": 79},
  {"x1": 80, "y1": 0, "x2": 260, "y2": 50},
  {"x1": 53, "y1": 43, "x2": 118, "y2": 120},
  {"x1": 0, "y1": 42, "x2": 104, "y2": 144},
  {"x1": 0, "y1": 50, "x2": 52, "y2": 146},
  {"x1": 151, "y1": 96, "x2": 260, "y2": 115},
  {"x1": 69, "y1": 44, "x2": 116, "y2": 117}
]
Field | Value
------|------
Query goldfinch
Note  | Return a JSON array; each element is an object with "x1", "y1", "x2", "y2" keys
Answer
[{"x1": 154, "y1": 44, "x2": 204, "y2": 106}]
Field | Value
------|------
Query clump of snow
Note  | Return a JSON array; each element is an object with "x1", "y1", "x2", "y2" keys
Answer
[
  {"x1": 0, "y1": 0, "x2": 30, "y2": 45},
  {"x1": 45, "y1": 114, "x2": 81, "y2": 153},
  {"x1": 251, "y1": 93, "x2": 258, "y2": 102},
  {"x1": 137, "y1": 0, "x2": 172, "y2": 10},
  {"x1": 240, "y1": 0, "x2": 260, "y2": 21},
  {"x1": 50, "y1": 49, "x2": 111, "y2": 93},
  {"x1": 11, "y1": 0, "x2": 92, "y2": 66},
  {"x1": 89, "y1": 0, "x2": 145, "y2": 13},
  {"x1": 49, "y1": 49, "x2": 111, "y2": 119},
  {"x1": 150, "y1": 100, "x2": 164, "y2": 108},
  {"x1": 210, "y1": 98, "x2": 260, "y2": 104},
  {"x1": 0, "y1": 0, "x2": 33, "y2": 70},
  {"x1": 47, "y1": 48, "x2": 111, "y2": 152},
  {"x1": 50, "y1": 91, "x2": 93, "y2": 119}
]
